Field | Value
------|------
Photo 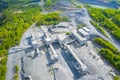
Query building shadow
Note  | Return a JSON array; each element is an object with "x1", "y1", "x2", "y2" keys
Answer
[
  {"x1": 26, "y1": 37, "x2": 32, "y2": 45},
  {"x1": 45, "y1": 50, "x2": 54, "y2": 67}
]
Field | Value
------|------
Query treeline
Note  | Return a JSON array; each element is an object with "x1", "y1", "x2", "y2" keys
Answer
[
  {"x1": 77, "y1": 23, "x2": 86, "y2": 29},
  {"x1": 13, "y1": 65, "x2": 19, "y2": 80},
  {"x1": 100, "y1": 48, "x2": 120, "y2": 72},
  {"x1": 90, "y1": 20, "x2": 108, "y2": 37},
  {"x1": 94, "y1": 38, "x2": 120, "y2": 72},
  {"x1": 112, "y1": 14, "x2": 120, "y2": 27},
  {"x1": 114, "y1": 76, "x2": 120, "y2": 80},
  {"x1": 87, "y1": 8, "x2": 120, "y2": 41},
  {"x1": 36, "y1": 12, "x2": 61, "y2": 26},
  {"x1": 0, "y1": 4, "x2": 42, "y2": 80},
  {"x1": 36, "y1": 12, "x2": 69, "y2": 26},
  {"x1": 5, "y1": 4, "x2": 42, "y2": 14},
  {"x1": 0, "y1": 57, "x2": 7, "y2": 80},
  {"x1": 0, "y1": 0, "x2": 40, "y2": 12},
  {"x1": 94, "y1": 38, "x2": 118, "y2": 53},
  {"x1": 44, "y1": 0, "x2": 59, "y2": 10}
]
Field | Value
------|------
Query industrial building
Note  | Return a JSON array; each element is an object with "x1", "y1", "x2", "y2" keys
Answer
[
  {"x1": 65, "y1": 45, "x2": 87, "y2": 75},
  {"x1": 57, "y1": 34, "x2": 66, "y2": 47},
  {"x1": 44, "y1": 32, "x2": 59, "y2": 61},
  {"x1": 31, "y1": 33, "x2": 39, "y2": 50},
  {"x1": 57, "y1": 34, "x2": 73, "y2": 47},
  {"x1": 71, "y1": 30, "x2": 87, "y2": 46},
  {"x1": 82, "y1": 27, "x2": 90, "y2": 33},
  {"x1": 49, "y1": 45, "x2": 59, "y2": 61},
  {"x1": 44, "y1": 32, "x2": 52, "y2": 46},
  {"x1": 78, "y1": 28, "x2": 90, "y2": 39}
]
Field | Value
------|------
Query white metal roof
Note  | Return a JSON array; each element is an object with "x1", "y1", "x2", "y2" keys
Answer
[
  {"x1": 45, "y1": 37, "x2": 51, "y2": 41},
  {"x1": 31, "y1": 33, "x2": 35, "y2": 40},
  {"x1": 83, "y1": 27, "x2": 90, "y2": 33},
  {"x1": 44, "y1": 32, "x2": 49, "y2": 38},
  {"x1": 50, "y1": 45, "x2": 58, "y2": 58},
  {"x1": 71, "y1": 30, "x2": 86, "y2": 41},
  {"x1": 44, "y1": 32, "x2": 51, "y2": 41},
  {"x1": 31, "y1": 40, "x2": 37, "y2": 45},
  {"x1": 78, "y1": 29, "x2": 89, "y2": 36}
]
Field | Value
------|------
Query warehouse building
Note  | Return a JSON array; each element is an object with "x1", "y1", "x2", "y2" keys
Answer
[
  {"x1": 83, "y1": 27, "x2": 90, "y2": 33},
  {"x1": 78, "y1": 28, "x2": 90, "y2": 39},
  {"x1": 44, "y1": 32, "x2": 52, "y2": 46},
  {"x1": 66, "y1": 45, "x2": 87, "y2": 75},
  {"x1": 31, "y1": 33, "x2": 39, "y2": 50},
  {"x1": 49, "y1": 45, "x2": 59, "y2": 61},
  {"x1": 57, "y1": 34, "x2": 73, "y2": 47},
  {"x1": 57, "y1": 34, "x2": 66, "y2": 47},
  {"x1": 71, "y1": 30, "x2": 87, "y2": 46}
]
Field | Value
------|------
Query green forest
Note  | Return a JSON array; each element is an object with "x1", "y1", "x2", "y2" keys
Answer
[
  {"x1": 44, "y1": 0, "x2": 59, "y2": 10},
  {"x1": 36, "y1": 12, "x2": 61, "y2": 26},
  {"x1": 87, "y1": 7, "x2": 120, "y2": 41},
  {"x1": 0, "y1": 0, "x2": 40, "y2": 12}
]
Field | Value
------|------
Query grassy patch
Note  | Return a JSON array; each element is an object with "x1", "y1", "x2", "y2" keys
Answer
[
  {"x1": 77, "y1": 23, "x2": 86, "y2": 29},
  {"x1": 66, "y1": 31, "x2": 71, "y2": 35}
]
